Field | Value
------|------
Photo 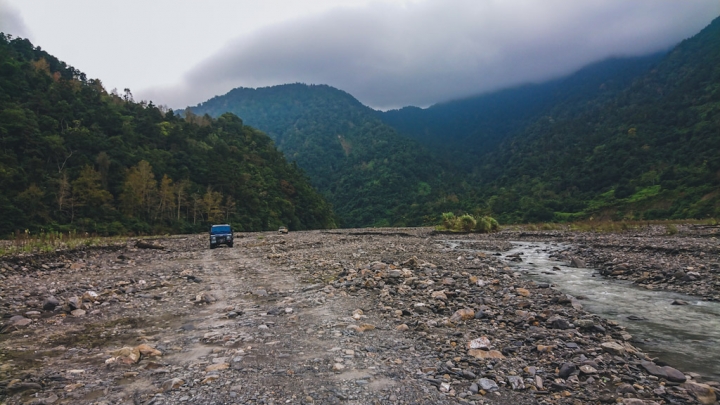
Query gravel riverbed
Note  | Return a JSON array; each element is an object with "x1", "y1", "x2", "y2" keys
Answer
[{"x1": 0, "y1": 227, "x2": 717, "y2": 404}]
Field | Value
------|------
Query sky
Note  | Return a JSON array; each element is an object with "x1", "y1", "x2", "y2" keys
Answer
[{"x1": 1, "y1": 0, "x2": 718, "y2": 110}]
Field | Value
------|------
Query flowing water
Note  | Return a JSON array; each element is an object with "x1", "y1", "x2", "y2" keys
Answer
[{"x1": 448, "y1": 240, "x2": 720, "y2": 380}]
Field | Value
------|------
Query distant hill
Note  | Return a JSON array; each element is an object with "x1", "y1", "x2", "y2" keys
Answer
[
  {"x1": 0, "y1": 34, "x2": 336, "y2": 236},
  {"x1": 189, "y1": 84, "x2": 460, "y2": 227},
  {"x1": 380, "y1": 52, "x2": 666, "y2": 165}
]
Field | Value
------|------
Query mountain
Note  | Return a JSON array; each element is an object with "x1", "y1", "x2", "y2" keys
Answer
[
  {"x1": 189, "y1": 17, "x2": 720, "y2": 225},
  {"x1": 380, "y1": 52, "x2": 666, "y2": 166},
  {"x1": 0, "y1": 34, "x2": 336, "y2": 236},
  {"x1": 188, "y1": 84, "x2": 460, "y2": 227},
  {"x1": 467, "y1": 16, "x2": 720, "y2": 222}
]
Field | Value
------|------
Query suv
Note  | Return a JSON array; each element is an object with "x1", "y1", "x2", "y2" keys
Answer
[{"x1": 209, "y1": 224, "x2": 233, "y2": 249}]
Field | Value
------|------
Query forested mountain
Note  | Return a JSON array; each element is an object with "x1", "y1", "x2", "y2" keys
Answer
[
  {"x1": 379, "y1": 52, "x2": 665, "y2": 164},
  {"x1": 464, "y1": 16, "x2": 720, "y2": 222},
  {"x1": 190, "y1": 17, "x2": 719, "y2": 226},
  {"x1": 0, "y1": 33, "x2": 336, "y2": 236},
  {"x1": 189, "y1": 84, "x2": 461, "y2": 227}
]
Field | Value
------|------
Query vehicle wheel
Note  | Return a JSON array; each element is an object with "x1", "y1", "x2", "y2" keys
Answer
[
  {"x1": 228, "y1": 242, "x2": 233, "y2": 248},
  {"x1": 210, "y1": 243, "x2": 216, "y2": 249}
]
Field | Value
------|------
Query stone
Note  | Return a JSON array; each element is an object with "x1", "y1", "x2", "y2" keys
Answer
[
  {"x1": 468, "y1": 349, "x2": 505, "y2": 359},
  {"x1": 570, "y1": 257, "x2": 586, "y2": 268},
  {"x1": 430, "y1": 290, "x2": 447, "y2": 300},
  {"x1": 478, "y1": 378, "x2": 499, "y2": 392},
  {"x1": 467, "y1": 336, "x2": 491, "y2": 350},
  {"x1": 682, "y1": 381, "x2": 716, "y2": 405},
  {"x1": 600, "y1": 341, "x2": 625, "y2": 355},
  {"x1": 162, "y1": 378, "x2": 184, "y2": 391},
  {"x1": 507, "y1": 375, "x2": 525, "y2": 390},
  {"x1": 621, "y1": 400, "x2": 659, "y2": 405},
  {"x1": 70, "y1": 309, "x2": 86, "y2": 317},
  {"x1": 43, "y1": 296, "x2": 60, "y2": 311},
  {"x1": 616, "y1": 383, "x2": 637, "y2": 394},
  {"x1": 449, "y1": 308, "x2": 475, "y2": 322},
  {"x1": 579, "y1": 365, "x2": 597, "y2": 374},
  {"x1": 82, "y1": 291, "x2": 99, "y2": 302},
  {"x1": 111, "y1": 346, "x2": 141, "y2": 364},
  {"x1": 671, "y1": 299, "x2": 689, "y2": 305},
  {"x1": 640, "y1": 361, "x2": 667, "y2": 378},
  {"x1": 662, "y1": 366, "x2": 686, "y2": 383},
  {"x1": 136, "y1": 344, "x2": 162, "y2": 357},
  {"x1": 547, "y1": 315, "x2": 572, "y2": 329},
  {"x1": 205, "y1": 363, "x2": 229, "y2": 372},
  {"x1": 396, "y1": 324, "x2": 409, "y2": 331},
  {"x1": 559, "y1": 363, "x2": 576, "y2": 379}
]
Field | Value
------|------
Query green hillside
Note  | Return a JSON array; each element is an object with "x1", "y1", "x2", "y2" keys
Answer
[
  {"x1": 380, "y1": 52, "x2": 665, "y2": 164},
  {"x1": 0, "y1": 34, "x2": 336, "y2": 236},
  {"x1": 470, "y1": 16, "x2": 720, "y2": 222},
  {"x1": 189, "y1": 84, "x2": 461, "y2": 227}
]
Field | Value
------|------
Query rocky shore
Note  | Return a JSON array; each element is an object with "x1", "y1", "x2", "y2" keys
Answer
[{"x1": 0, "y1": 227, "x2": 717, "y2": 404}]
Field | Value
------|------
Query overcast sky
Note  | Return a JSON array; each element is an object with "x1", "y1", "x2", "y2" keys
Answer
[{"x1": 1, "y1": 0, "x2": 718, "y2": 110}]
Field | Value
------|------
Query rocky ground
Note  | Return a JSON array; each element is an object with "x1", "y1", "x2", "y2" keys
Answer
[{"x1": 0, "y1": 227, "x2": 718, "y2": 405}]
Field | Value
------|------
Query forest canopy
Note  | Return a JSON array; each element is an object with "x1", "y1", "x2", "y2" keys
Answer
[{"x1": 0, "y1": 33, "x2": 336, "y2": 237}]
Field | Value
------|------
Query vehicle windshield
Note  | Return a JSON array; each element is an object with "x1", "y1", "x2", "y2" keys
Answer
[{"x1": 210, "y1": 225, "x2": 231, "y2": 234}]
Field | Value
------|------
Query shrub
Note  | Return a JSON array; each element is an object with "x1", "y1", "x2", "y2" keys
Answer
[
  {"x1": 458, "y1": 214, "x2": 477, "y2": 232},
  {"x1": 441, "y1": 212, "x2": 457, "y2": 229}
]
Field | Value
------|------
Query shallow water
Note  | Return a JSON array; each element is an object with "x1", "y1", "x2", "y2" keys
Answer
[{"x1": 449, "y1": 240, "x2": 720, "y2": 380}]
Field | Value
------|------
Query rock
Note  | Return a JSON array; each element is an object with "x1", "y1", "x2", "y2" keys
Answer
[
  {"x1": 205, "y1": 363, "x2": 229, "y2": 372},
  {"x1": 507, "y1": 375, "x2": 525, "y2": 390},
  {"x1": 662, "y1": 366, "x2": 686, "y2": 383},
  {"x1": 559, "y1": 363, "x2": 576, "y2": 379},
  {"x1": 468, "y1": 349, "x2": 505, "y2": 359},
  {"x1": 478, "y1": 378, "x2": 499, "y2": 392},
  {"x1": 110, "y1": 346, "x2": 141, "y2": 364},
  {"x1": 640, "y1": 361, "x2": 667, "y2": 379},
  {"x1": 43, "y1": 296, "x2": 60, "y2": 311},
  {"x1": 515, "y1": 288, "x2": 531, "y2": 297},
  {"x1": 621, "y1": 399, "x2": 659, "y2": 405},
  {"x1": 161, "y1": 378, "x2": 184, "y2": 391},
  {"x1": 136, "y1": 344, "x2": 162, "y2": 357},
  {"x1": 570, "y1": 257, "x2": 586, "y2": 268},
  {"x1": 449, "y1": 308, "x2": 475, "y2": 322},
  {"x1": 67, "y1": 296, "x2": 80, "y2": 310},
  {"x1": 616, "y1": 383, "x2": 637, "y2": 394},
  {"x1": 70, "y1": 309, "x2": 86, "y2": 317},
  {"x1": 430, "y1": 290, "x2": 447, "y2": 300},
  {"x1": 396, "y1": 324, "x2": 409, "y2": 331},
  {"x1": 682, "y1": 381, "x2": 716, "y2": 405},
  {"x1": 82, "y1": 291, "x2": 99, "y2": 302},
  {"x1": 467, "y1": 336, "x2": 491, "y2": 350},
  {"x1": 671, "y1": 299, "x2": 689, "y2": 305},
  {"x1": 547, "y1": 315, "x2": 572, "y2": 329},
  {"x1": 600, "y1": 341, "x2": 625, "y2": 355},
  {"x1": 579, "y1": 364, "x2": 597, "y2": 374}
]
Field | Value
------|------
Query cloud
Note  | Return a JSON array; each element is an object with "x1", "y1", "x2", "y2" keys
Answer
[
  {"x1": 141, "y1": 0, "x2": 720, "y2": 110},
  {"x1": 0, "y1": 0, "x2": 30, "y2": 38}
]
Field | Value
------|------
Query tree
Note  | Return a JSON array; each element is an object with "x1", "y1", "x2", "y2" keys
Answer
[
  {"x1": 202, "y1": 186, "x2": 223, "y2": 223},
  {"x1": 120, "y1": 160, "x2": 157, "y2": 218},
  {"x1": 157, "y1": 174, "x2": 176, "y2": 221},
  {"x1": 72, "y1": 165, "x2": 113, "y2": 218}
]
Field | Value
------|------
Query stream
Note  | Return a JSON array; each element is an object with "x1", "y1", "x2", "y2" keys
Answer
[{"x1": 449, "y1": 240, "x2": 720, "y2": 380}]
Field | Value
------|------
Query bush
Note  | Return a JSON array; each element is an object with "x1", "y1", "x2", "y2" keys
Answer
[
  {"x1": 437, "y1": 212, "x2": 500, "y2": 233},
  {"x1": 441, "y1": 212, "x2": 456, "y2": 229},
  {"x1": 458, "y1": 214, "x2": 476, "y2": 232}
]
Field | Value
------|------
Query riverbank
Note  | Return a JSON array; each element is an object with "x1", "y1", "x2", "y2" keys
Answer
[{"x1": 0, "y1": 227, "x2": 717, "y2": 404}]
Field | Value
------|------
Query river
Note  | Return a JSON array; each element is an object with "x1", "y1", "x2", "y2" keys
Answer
[{"x1": 448, "y1": 240, "x2": 720, "y2": 380}]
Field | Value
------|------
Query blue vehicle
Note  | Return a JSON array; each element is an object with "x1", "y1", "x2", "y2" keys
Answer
[{"x1": 209, "y1": 224, "x2": 233, "y2": 249}]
